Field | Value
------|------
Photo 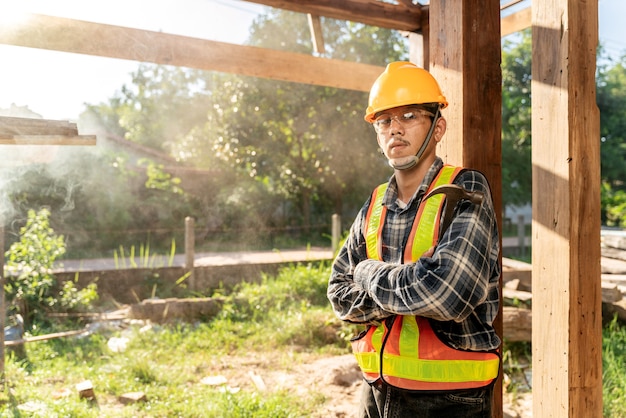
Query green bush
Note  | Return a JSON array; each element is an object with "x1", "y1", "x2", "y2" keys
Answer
[
  {"x1": 601, "y1": 181, "x2": 626, "y2": 227},
  {"x1": 4, "y1": 208, "x2": 97, "y2": 327}
]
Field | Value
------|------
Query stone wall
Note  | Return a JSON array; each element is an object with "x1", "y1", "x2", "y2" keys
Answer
[{"x1": 55, "y1": 262, "x2": 299, "y2": 305}]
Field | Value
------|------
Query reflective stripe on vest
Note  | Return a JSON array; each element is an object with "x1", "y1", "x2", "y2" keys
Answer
[
  {"x1": 364, "y1": 165, "x2": 462, "y2": 263},
  {"x1": 353, "y1": 165, "x2": 499, "y2": 391}
]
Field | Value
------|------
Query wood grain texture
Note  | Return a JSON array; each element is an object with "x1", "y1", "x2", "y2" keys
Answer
[
  {"x1": 0, "y1": 13, "x2": 383, "y2": 92},
  {"x1": 531, "y1": 0, "x2": 602, "y2": 416}
]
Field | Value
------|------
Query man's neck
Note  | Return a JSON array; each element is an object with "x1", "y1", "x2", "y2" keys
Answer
[{"x1": 394, "y1": 156, "x2": 436, "y2": 203}]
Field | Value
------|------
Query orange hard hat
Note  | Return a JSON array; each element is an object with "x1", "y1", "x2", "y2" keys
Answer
[{"x1": 364, "y1": 61, "x2": 448, "y2": 123}]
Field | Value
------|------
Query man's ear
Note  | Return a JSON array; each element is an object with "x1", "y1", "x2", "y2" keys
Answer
[{"x1": 434, "y1": 117, "x2": 447, "y2": 143}]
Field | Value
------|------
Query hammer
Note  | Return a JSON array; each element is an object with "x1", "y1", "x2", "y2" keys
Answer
[{"x1": 423, "y1": 185, "x2": 484, "y2": 236}]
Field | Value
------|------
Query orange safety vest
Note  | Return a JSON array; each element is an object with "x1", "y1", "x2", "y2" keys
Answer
[{"x1": 352, "y1": 165, "x2": 500, "y2": 391}]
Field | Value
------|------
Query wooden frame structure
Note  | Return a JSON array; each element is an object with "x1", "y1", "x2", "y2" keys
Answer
[
  {"x1": 531, "y1": 1, "x2": 602, "y2": 416},
  {"x1": 0, "y1": 1, "x2": 602, "y2": 416}
]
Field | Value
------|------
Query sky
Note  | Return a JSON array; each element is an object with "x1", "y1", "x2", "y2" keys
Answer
[
  {"x1": 0, "y1": 0, "x2": 625, "y2": 121},
  {"x1": 0, "y1": 0, "x2": 266, "y2": 120}
]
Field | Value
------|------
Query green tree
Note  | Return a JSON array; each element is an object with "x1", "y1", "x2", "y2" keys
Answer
[
  {"x1": 501, "y1": 31, "x2": 532, "y2": 208},
  {"x1": 200, "y1": 10, "x2": 406, "y2": 233},
  {"x1": 84, "y1": 9, "x2": 408, "y2": 247},
  {"x1": 597, "y1": 53, "x2": 626, "y2": 225},
  {"x1": 597, "y1": 54, "x2": 626, "y2": 189},
  {"x1": 4, "y1": 208, "x2": 97, "y2": 327},
  {"x1": 500, "y1": 33, "x2": 626, "y2": 226},
  {"x1": 115, "y1": 65, "x2": 214, "y2": 151}
]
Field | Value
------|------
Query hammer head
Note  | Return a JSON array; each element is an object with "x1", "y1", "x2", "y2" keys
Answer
[
  {"x1": 423, "y1": 184, "x2": 485, "y2": 237},
  {"x1": 424, "y1": 184, "x2": 484, "y2": 206}
]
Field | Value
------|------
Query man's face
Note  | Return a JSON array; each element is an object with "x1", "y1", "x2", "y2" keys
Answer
[{"x1": 374, "y1": 105, "x2": 444, "y2": 164}]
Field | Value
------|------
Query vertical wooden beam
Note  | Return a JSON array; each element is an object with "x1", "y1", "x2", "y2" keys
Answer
[
  {"x1": 531, "y1": 1, "x2": 602, "y2": 417},
  {"x1": 429, "y1": 1, "x2": 503, "y2": 416},
  {"x1": 307, "y1": 14, "x2": 325, "y2": 54},
  {"x1": 408, "y1": 6, "x2": 430, "y2": 69},
  {"x1": 407, "y1": 32, "x2": 425, "y2": 69}
]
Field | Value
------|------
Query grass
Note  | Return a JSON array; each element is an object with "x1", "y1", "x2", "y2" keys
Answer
[
  {"x1": 603, "y1": 315, "x2": 626, "y2": 418},
  {"x1": 113, "y1": 239, "x2": 177, "y2": 269},
  {"x1": 1, "y1": 263, "x2": 625, "y2": 416},
  {"x1": 0, "y1": 262, "x2": 354, "y2": 417}
]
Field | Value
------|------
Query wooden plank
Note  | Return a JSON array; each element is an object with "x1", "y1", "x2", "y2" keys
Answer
[
  {"x1": 602, "y1": 255, "x2": 626, "y2": 273},
  {"x1": 407, "y1": 5, "x2": 429, "y2": 68},
  {"x1": 0, "y1": 135, "x2": 96, "y2": 145},
  {"x1": 531, "y1": 0, "x2": 602, "y2": 416},
  {"x1": 602, "y1": 282, "x2": 623, "y2": 304},
  {"x1": 502, "y1": 287, "x2": 532, "y2": 302},
  {"x1": 602, "y1": 274, "x2": 626, "y2": 285},
  {"x1": 502, "y1": 307, "x2": 532, "y2": 342},
  {"x1": 0, "y1": 8, "x2": 529, "y2": 99},
  {"x1": 501, "y1": 7, "x2": 531, "y2": 37},
  {"x1": 603, "y1": 234, "x2": 626, "y2": 252},
  {"x1": 0, "y1": 13, "x2": 383, "y2": 92},
  {"x1": 0, "y1": 116, "x2": 77, "y2": 136},
  {"x1": 428, "y1": 1, "x2": 503, "y2": 416},
  {"x1": 4, "y1": 328, "x2": 90, "y2": 346},
  {"x1": 247, "y1": 0, "x2": 424, "y2": 32},
  {"x1": 307, "y1": 14, "x2": 325, "y2": 54}
]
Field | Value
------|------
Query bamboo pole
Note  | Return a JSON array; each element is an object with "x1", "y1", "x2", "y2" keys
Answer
[{"x1": 4, "y1": 328, "x2": 89, "y2": 346}]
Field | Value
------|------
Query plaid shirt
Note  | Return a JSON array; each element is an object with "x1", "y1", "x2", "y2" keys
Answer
[{"x1": 328, "y1": 158, "x2": 501, "y2": 351}]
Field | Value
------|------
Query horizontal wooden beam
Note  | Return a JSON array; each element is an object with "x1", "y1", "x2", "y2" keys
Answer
[
  {"x1": 0, "y1": 13, "x2": 383, "y2": 93},
  {"x1": 247, "y1": 0, "x2": 424, "y2": 32},
  {"x1": 501, "y1": 7, "x2": 531, "y2": 37},
  {"x1": 0, "y1": 135, "x2": 97, "y2": 145},
  {"x1": 0, "y1": 116, "x2": 96, "y2": 145},
  {"x1": 0, "y1": 116, "x2": 77, "y2": 136}
]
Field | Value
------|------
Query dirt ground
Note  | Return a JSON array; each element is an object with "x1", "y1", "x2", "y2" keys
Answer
[{"x1": 207, "y1": 353, "x2": 532, "y2": 418}]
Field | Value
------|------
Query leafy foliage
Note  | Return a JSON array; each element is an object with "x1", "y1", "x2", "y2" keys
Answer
[
  {"x1": 4, "y1": 208, "x2": 97, "y2": 326},
  {"x1": 4, "y1": 10, "x2": 626, "y2": 263},
  {"x1": 501, "y1": 34, "x2": 626, "y2": 226},
  {"x1": 216, "y1": 262, "x2": 354, "y2": 351},
  {"x1": 1, "y1": 264, "x2": 626, "y2": 416},
  {"x1": 0, "y1": 264, "x2": 348, "y2": 416},
  {"x1": 76, "y1": 10, "x2": 407, "y2": 252},
  {"x1": 501, "y1": 31, "x2": 532, "y2": 207},
  {"x1": 598, "y1": 54, "x2": 626, "y2": 190},
  {"x1": 601, "y1": 181, "x2": 626, "y2": 227},
  {"x1": 597, "y1": 52, "x2": 626, "y2": 226}
]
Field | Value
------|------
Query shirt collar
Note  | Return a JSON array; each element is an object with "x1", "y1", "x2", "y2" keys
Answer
[{"x1": 382, "y1": 157, "x2": 444, "y2": 209}]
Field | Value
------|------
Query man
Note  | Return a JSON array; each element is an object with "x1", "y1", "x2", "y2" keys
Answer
[{"x1": 327, "y1": 61, "x2": 501, "y2": 418}]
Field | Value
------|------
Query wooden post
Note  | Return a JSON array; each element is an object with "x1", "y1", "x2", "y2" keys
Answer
[
  {"x1": 517, "y1": 214, "x2": 526, "y2": 258},
  {"x1": 429, "y1": 1, "x2": 503, "y2": 416},
  {"x1": 184, "y1": 217, "x2": 195, "y2": 292},
  {"x1": 531, "y1": 1, "x2": 602, "y2": 416},
  {"x1": 331, "y1": 214, "x2": 341, "y2": 254},
  {"x1": 407, "y1": 32, "x2": 425, "y2": 69},
  {"x1": 307, "y1": 14, "x2": 325, "y2": 54},
  {"x1": 407, "y1": 3, "x2": 429, "y2": 69}
]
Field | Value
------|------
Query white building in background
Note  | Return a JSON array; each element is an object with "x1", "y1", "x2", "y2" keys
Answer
[{"x1": 505, "y1": 204, "x2": 532, "y2": 226}]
